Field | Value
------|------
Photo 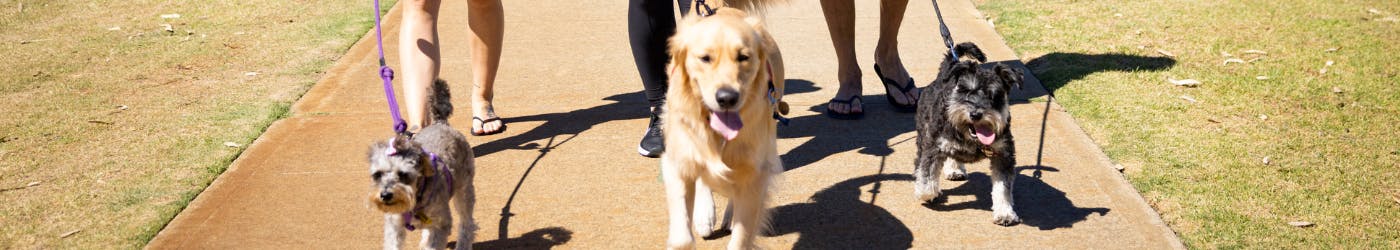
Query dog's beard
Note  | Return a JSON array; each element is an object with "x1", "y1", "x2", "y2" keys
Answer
[
  {"x1": 947, "y1": 102, "x2": 1003, "y2": 146},
  {"x1": 369, "y1": 184, "x2": 415, "y2": 213}
]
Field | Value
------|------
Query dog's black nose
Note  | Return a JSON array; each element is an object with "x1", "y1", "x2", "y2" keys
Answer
[
  {"x1": 715, "y1": 88, "x2": 739, "y2": 108},
  {"x1": 970, "y1": 110, "x2": 984, "y2": 121},
  {"x1": 379, "y1": 191, "x2": 394, "y2": 202}
]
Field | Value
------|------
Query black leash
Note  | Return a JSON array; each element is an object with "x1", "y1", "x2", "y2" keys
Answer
[
  {"x1": 694, "y1": 0, "x2": 716, "y2": 17},
  {"x1": 931, "y1": 0, "x2": 958, "y2": 59}
]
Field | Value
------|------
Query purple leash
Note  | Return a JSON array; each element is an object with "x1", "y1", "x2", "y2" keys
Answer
[{"x1": 373, "y1": 0, "x2": 408, "y2": 134}]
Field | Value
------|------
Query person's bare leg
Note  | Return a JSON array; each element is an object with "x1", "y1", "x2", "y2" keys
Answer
[
  {"x1": 875, "y1": 0, "x2": 918, "y2": 105},
  {"x1": 400, "y1": 0, "x2": 442, "y2": 131},
  {"x1": 819, "y1": 0, "x2": 863, "y2": 115},
  {"x1": 467, "y1": 0, "x2": 505, "y2": 134}
]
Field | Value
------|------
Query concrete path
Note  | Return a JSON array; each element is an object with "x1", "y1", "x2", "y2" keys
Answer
[{"x1": 147, "y1": 0, "x2": 1183, "y2": 248}]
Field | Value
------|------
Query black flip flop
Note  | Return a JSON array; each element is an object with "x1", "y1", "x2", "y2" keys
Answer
[
  {"x1": 824, "y1": 95, "x2": 865, "y2": 120},
  {"x1": 471, "y1": 116, "x2": 507, "y2": 136},
  {"x1": 874, "y1": 64, "x2": 919, "y2": 113}
]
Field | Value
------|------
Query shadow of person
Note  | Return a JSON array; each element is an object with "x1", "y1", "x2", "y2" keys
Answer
[
  {"x1": 450, "y1": 227, "x2": 572, "y2": 250},
  {"x1": 778, "y1": 101, "x2": 915, "y2": 171},
  {"x1": 476, "y1": 79, "x2": 822, "y2": 158},
  {"x1": 922, "y1": 166, "x2": 1110, "y2": 230},
  {"x1": 471, "y1": 92, "x2": 648, "y2": 157},
  {"x1": 767, "y1": 174, "x2": 916, "y2": 249},
  {"x1": 1021, "y1": 53, "x2": 1177, "y2": 96}
]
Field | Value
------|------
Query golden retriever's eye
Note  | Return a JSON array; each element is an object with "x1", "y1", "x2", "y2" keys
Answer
[
  {"x1": 736, "y1": 54, "x2": 749, "y2": 62},
  {"x1": 699, "y1": 55, "x2": 712, "y2": 63}
]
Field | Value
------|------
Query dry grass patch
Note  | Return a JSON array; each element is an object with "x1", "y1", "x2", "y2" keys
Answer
[{"x1": 0, "y1": 0, "x2": 392, "y2": 247}]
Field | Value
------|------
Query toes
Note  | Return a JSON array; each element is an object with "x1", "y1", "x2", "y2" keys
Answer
[
  {"x1": 828, "y1": 102, "x2": 847, "y2": 114},
  {"x1": 992, "y1": 210, "x2": 1021, "y2": 226}
]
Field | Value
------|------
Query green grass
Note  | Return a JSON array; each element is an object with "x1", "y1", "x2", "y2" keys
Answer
[
  {"x1": 0, "y1": 0, "x2": 394, "y2": 247},
  {"x1": 978, "y1": 0, "x2": 1400, "y2": 248}
]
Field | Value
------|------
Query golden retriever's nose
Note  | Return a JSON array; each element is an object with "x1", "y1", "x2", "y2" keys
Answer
[{"x1": 715, "y1": 87, "x2": 740, "y2": 109}]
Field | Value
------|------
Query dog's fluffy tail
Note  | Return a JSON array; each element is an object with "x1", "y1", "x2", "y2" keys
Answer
[
  {"x1": 953, "y1": 42, "x2": 987, "y2": 63},
  {"x1": 430, "y1": 79, "x2": 453, "y2": 122}
]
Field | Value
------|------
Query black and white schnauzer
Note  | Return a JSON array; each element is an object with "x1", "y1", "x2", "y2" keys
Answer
[
  {"x1": 368, "y1": 80, "x2": 477, "y2": 249},
  {"x1": 914, "y1": 42, "x2": 1024, "y2": 226}
]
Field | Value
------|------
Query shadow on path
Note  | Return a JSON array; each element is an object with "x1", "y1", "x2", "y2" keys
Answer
[
  {"x1": 473, "y1": 92, "x2": 648, "y2": 157},
  {"x1": 922, "y1": 166, "x2": 1110, "y2": 230},
  {"x1": 778, "y1": 83, "x2": 916, "y2": 171},
  {"x1": 768, "y1": 174, "x2": 916, "y2": 249},
  {"x1": 452, "y1": 227, "x2": 572, "y2": 250}
]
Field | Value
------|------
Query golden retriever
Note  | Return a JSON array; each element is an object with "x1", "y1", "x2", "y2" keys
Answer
[{"x1": 661, "y1": 7, "x2": 785, "y2": 250}]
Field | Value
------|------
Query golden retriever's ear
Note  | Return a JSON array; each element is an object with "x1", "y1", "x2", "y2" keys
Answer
[{"x1": 666, "y1": 27, "x2": 690, "y2": 89}]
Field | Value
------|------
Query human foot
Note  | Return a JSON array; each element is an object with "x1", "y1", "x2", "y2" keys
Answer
[
  {"x1": 825, "y1": 78, "x2": 865, "y2": 120},
  {"x1": 471, "y1": 104, "x2": 506, "y2": 136}
]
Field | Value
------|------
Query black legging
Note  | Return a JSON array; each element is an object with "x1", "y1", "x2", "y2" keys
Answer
[{"x1": 628, "y1": 0, "x2": 693, "y2": 107}]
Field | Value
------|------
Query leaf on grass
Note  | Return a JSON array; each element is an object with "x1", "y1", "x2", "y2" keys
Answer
[
  {"x1": 1155, "y1": 49, "x2": 1175, "y2": 57},
  {"x1": 244, "y1": 71, "x2": 258, "y2": 76},
  {"x1": 1243, "y1": 49, "x2": 1267, "y2": 55},
  {"x1": 1325, "y1": 60, "x2": 1335, "y2": 66},
  {"x1": 1220, "y1": 51, "x2": 1233, "y2": 57},
  {"x1": 1179, "y1": 95, "x2": 1198, "y2": 103},
  {"x1": 224, "y1": 141, "x2": 242, "y2": 148},
  {"x1": 1223, "y1": 58, "x2": 1246, "y2": 65},
  {"x1": 161, "y1": 23, "x2": 174, "y2": 33},
  {"x1": 1368, "y1": 8, "x2": 1382, "y2": 15},
  {"x1": 1288, "y1": 221, "x2": 1314, "y2": 228},
  {"x1": 60, "y1": 229, "x2": 81, "y2": 238},
  {"x1": 160, "y1": 13, "x2": 181, "y2": 19},
  {"x1": 1262, "y1": 156, "x2": 1271, "y2": 165},
  {"x1": 1113, "y1": 164, "x2": 1125, "y2": 172},
  {"x1": 1256, "y1": 76, "x2": 1270, "y2": 80},
  {"x1": 1207, "y1": 117, "x2": 1222, "y2": 123},
  {"x1": 107, "y1": 26, "x2": 121, "y2": 31},
  {"x1": 1332, "y1": 86, "x2": 1344, "y2": 94},
  {"x1": 117, "y1": 105, "x2": 129, "y2": 110},
  {"x1": 1114, "y1": 13, "x2": 1123, "y2": 17},
  {"x1": 1259, "y1": 114, "x2": 1269, "y2": 120},
  {"x1": 1325, "y1": 47, "x2": 1339, "y2": 53},
  {"x1": 1168, "y1": 78, "x2": 1201, "y2": 87},
  {"x1": 87, "y1": 120, "x2": 113, "y2": 125},
  {"x1": 27, "y1": 181, "x2": 40, "y2": 187}
]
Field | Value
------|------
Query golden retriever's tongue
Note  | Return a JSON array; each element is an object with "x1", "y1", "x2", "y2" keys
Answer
[
  {"x1": 975, "y1": 124, "x2": 996, "y2": 145},
  {"x1": 709, "y1": 111, "x2": 743, "y2": 141}
]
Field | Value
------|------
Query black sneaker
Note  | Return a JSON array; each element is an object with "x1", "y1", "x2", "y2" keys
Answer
[{"x1": 638, "y1": 105, "x2": 665, "y2": 158}]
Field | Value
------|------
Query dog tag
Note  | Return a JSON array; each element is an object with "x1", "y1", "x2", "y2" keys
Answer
[
  {"x1": 415, "y1": 213, "x2": 433, "y2": 226},
  {"x1": 777, "y1": 101, "x2": 790, "y2": 115}
]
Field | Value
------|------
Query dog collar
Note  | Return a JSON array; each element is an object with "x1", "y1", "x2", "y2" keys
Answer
[
  {"x1": 766, "y1": 62, "x2": 790, "y2": 126},
  {"x1": 402, "y1": 153, "x2": 451, "y2": 231}
]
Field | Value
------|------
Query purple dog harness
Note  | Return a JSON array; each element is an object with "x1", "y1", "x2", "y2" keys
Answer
[{"x1": 402, "y1": 153, "x2": 452, "y2": 231}]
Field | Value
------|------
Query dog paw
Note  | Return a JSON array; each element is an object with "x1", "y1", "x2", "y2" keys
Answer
[
  {"x1": 991, "y1": 209, "x2": 1021, "y2": 226},
  {"x1": 943, "y1": 171, "x2": 967, "y2": 181},
  {"x1": 914, "y1": 186, "x2": 941, "y2": 203},
  {"x1": 693, "y1": 220, "x2": 714, "y2": 238},
  {"x1": 666, "y1": 237, "x2": 695, "y2": 250},
  {"x1": 942, "y1": 162, "x2": 967, "y2": 181}
]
